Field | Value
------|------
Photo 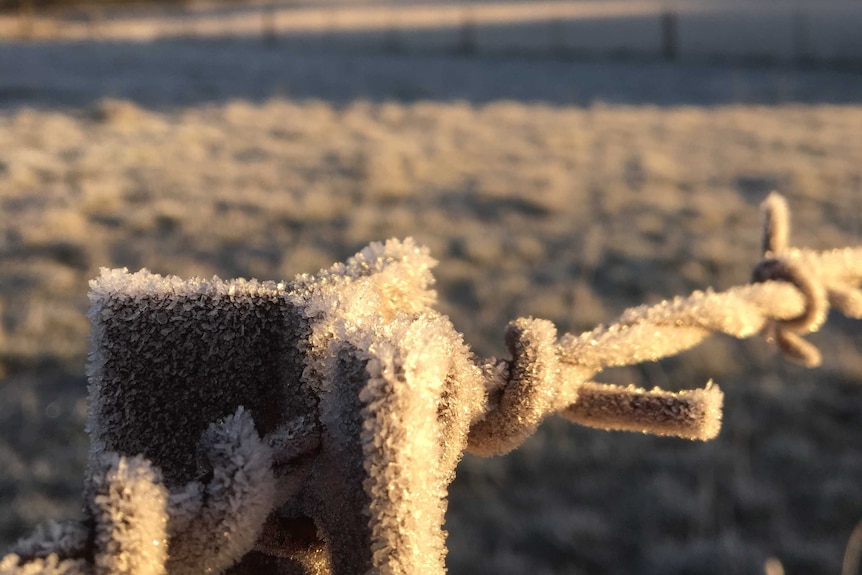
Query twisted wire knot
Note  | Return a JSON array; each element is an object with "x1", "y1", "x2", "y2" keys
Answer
[
  {"x1": 752, "y1": 192, "x2": 822, "y2": 366},
  {"x1": 751, "y1": 255, "x2": 828, "y2": 366},
  {"x1": 750, "y1": 192, "x2": 853, "y2": 367}
]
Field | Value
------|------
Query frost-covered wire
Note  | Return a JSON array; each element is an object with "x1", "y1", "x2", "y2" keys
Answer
[{"x1": 468, "y1": 194, "x2": 862, "y2": 455}]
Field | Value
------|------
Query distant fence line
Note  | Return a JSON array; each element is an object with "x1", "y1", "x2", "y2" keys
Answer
[{"x1": 2, "y1": 1, "x2": 862, "y2": 66}]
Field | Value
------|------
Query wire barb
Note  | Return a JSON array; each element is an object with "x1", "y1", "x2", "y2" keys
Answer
[
  {"x1": 562, "y1": 379, "x2": 723, "y2": 440},
  {"x1": 750, "y1": 192, "x2": 862, "y2": 365}
]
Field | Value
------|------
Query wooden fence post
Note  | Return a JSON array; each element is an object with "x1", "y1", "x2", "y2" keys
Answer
[
  {"x1": 457, "y1": 7, "x2": 476, "y2": 56},
  {"x1": 661, "y1": 10, "x2": 678, "y2": 61},
  {"x1": 550, "y1": 17, "x2": 567, "y2": 58},
  {"x1": 262, "y1": 3, "x2": 277, "y2": 47},
  {"x1": 88, "y1": 3, "x2": 104, "y2": 40},
  {"x1": 792, "y1": 11, "x2": 812, "y2": 65},
  {"x1": 18, "y1": 0, "x2": 34, "y2": 40},
  {"x1": 383, "y1": 14, "x2": 402, "y2": 54}
]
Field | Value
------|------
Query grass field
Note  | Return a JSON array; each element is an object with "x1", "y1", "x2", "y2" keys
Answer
[{"x1": 1, "y1": 22, "x2": 862, "y2": 575}]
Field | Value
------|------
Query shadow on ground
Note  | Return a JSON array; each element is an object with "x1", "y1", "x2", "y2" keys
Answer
[{"x1": 3, "y1": 26, "x2": 862, "y2": 111}]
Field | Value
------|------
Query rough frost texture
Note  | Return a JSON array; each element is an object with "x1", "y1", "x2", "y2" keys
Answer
[
  {"x1": 86, "y1": 270, "x2": 310, "y2": 486},
  {"x1": 88, "y1": 455, "x2": 169, "y2": 575},
  {"x1": 3, "y1": 197, "x2": 862, "y2": 574},
  {"x1": 563, "y1": 381, "x2": 724, "y2": 440},
  {"x1": 9, "y1": 522, "x2": 89, "y2": 564},
  {"x1": 288, "y1": 239, "x2": 487, "y2": 574},
  {"x1": 165, "y1": 407, "x2": 277, "y2": 575},
  {"x1": 467, "y1": 318, "x2": 566, "y2": 456},
  {"x1": 0, "y1": 554, "x2": 90, "y2": 575},
  {"x1": 353, "y1": 317, "x2": 456, "y2": 573}
]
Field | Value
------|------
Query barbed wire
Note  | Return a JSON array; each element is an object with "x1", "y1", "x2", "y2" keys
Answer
[
  {"x1": 468, "y1": 193, "x2": 862, "y2": 454},
  {"x1": 2, "y1": 193, "x2": 860, "y2": 575}
]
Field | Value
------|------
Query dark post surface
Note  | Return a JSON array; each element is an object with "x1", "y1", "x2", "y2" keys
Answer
[
  {"x1": 661, "y1": 10, "x2": 678, "y2": 61},
  {"x1": 88, "y1": 291, "x2": 309, "y2": 486}
]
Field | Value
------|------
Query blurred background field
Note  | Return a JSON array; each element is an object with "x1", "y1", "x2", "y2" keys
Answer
[
  {"x1": 3, "y1": 1, "x2": 862, "y2": 65},
  {"x1": 2, "y1": 2, "x2": 862, "y2": 574}
]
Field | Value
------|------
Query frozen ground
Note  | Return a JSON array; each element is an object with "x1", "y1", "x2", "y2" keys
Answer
[
  {"x1": 1, "y1": 35, "x2": 862, "y2": 575},
  {"x1": 4, "y1": 41, "x2": 862, "y2": 111}
]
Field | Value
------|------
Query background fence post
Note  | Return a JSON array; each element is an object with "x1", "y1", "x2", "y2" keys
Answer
[
  {"x1": 661, "y1": 10, "x2": 678, "y2": 61},
  {"x1": 325, "y1": 8, "x2": 337, "y2": 50},
  {"x1": 792, "y1": 11, "x2": 812, "y2": 65},
  {"x1": 262, "y1": 3, "x2": 277, "y2": 47},
  {"x1": 550, "y1": 17, "x2": 566, "y2": 59},
  {"x1": 88, "y1": 3, "x2": 103, "y2": 40},
  {"x1": 18, "y1": 0, "x2": 34, "y2": 40},
  {"x1": 457, "y1": 7, "x2": 476, "y2": 56},
  {"x1": 383, "y1": 13, "x2": 403, "y2": 54}
]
